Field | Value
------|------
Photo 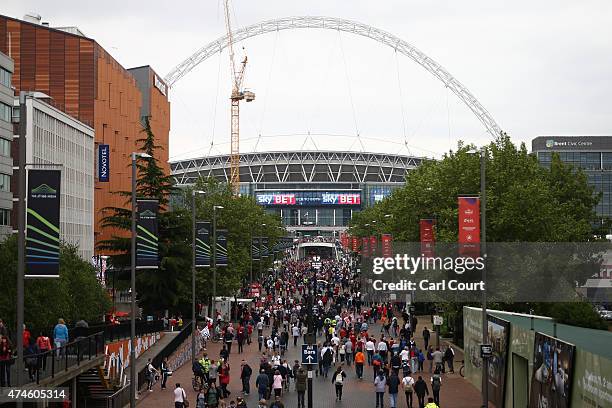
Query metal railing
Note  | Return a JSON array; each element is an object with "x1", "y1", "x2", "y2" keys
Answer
[
  {"x1": 5, "y1": 331, "x2": 105, "y2": 386},
  {"x1": 106, "y1": 384, "x2": 131, "y2": 408}
]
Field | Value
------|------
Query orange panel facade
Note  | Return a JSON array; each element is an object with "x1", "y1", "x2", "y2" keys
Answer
[{"x1": 0, "y1": 15, "x2": 170, "y2": 254}]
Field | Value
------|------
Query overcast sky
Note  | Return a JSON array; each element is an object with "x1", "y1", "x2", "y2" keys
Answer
[{"x1": 5, "y1": 1, "x2": 612, "y2": 161}]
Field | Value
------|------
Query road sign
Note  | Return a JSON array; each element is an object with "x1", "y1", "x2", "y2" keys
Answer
[
  {"x1": 480, "y1": 344, "x2": 493, "y2": 358},
  {"x1": 302, "y1": 344, "x2": 318, "y2": 365},
  {"x1": 433, "y1": 315, "x2": 443, "y2": 326}
]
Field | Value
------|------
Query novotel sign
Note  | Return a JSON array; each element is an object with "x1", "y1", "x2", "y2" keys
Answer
[
  {"x1": 98, "y1": 144, "x2": 110, "y2": 182},
  {"x1": 255, "y1": 191, "x2": 361, "y2": 206}
]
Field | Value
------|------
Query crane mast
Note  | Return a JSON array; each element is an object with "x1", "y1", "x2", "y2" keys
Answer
[{"x1": 224, "y1": 0, "x2": 254, "y2": 195}]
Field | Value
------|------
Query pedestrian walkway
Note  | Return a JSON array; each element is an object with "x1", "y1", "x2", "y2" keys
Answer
[{"x1": 139, "y1": 315, "x2": 484, "y2": 408}]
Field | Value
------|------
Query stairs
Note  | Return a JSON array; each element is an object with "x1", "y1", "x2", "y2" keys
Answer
[{"x1": 78, "y1": 360, "x2": 126, "y2": 407}]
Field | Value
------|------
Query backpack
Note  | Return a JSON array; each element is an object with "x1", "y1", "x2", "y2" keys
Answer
[
  {"x1": 335, "y1": 372, "x2": 344, "y2": 385},
  {"x1": 432, "y1": 375, "x2": 441, "y2": 391},
  {"x1": 324, "y1": 349, "x2": 333, "y2": 361}
]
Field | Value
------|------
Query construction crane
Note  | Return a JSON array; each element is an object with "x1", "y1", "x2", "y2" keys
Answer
[{"x1": 223, "y1": 0, "x2": 255, "y2": 195}]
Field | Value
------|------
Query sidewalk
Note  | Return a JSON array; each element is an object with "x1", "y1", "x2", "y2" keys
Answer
[{"x1": 139, "y1": 314, "x2": 486, "y2": 408}]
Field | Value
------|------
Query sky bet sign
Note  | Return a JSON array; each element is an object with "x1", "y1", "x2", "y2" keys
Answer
[
  {"x1": 255, "y1": 191, "x2": 361, "y2": 206},
  {"x1": 98, "y1": 144, "x2": 110, "y2": 182}
]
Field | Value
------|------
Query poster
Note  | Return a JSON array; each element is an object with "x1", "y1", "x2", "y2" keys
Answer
[
  {"x1": 420, "y1": 219, "x2": 435, "y2": 257},
  {"x1": 252, "y1": 237, "x2": 260, "y2": 260},
  {"x1": 529, "y1": 332, "x2": 575, "y2": 408},
  {"x1": 381, "y1": 234, "x2": 393, "y2": 258},
  {"x1": 26, "y1": 169, "x2": 61, "y2": 277},
  {"x1": 195, "y1": 221, "x2": 211, "y2": 267},
  {"x1": 487, "y1": 315, "x2": 510, "y2": 408},
  {"x1": 136, "y1": 199, "x2": 159, "y2": 269},
  {"x1": 216, "y1": 229, "x2": 228, "y2": 266},
  {"x1": 458, "y1": 196, "x2": 480, "y2": 256}
]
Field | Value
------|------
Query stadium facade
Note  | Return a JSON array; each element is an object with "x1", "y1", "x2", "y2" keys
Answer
[{"x1": 171, "y1": 150, "x2": 423, "y2": 236}]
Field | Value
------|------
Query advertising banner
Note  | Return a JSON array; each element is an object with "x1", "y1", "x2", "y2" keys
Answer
[
  {"x1": 381, "y1": 234, "x2": 393, "y2": 257},
  {"x1": 342, "y1": 233, "x2": 349, "y2": 249},
  {"x1": 529, "y1": 332, "x2": 575, "y2": 408},
  {"x1": 252, "y1": 237, "x2": 260, "y2": 260},
  {"x1": 487, "y1": 315, "x2": 510, "y2": 408},
  {"x1": 98, "y1": 144, "x2": 110, "y2": 182},
  {"x1": 195, "y1": 221, "x2": 211, "y2": 268},
  {"x1": 215, "y1": 229, "x2": 228, "y2": 266},
  {"x1": 255, "y1": 191, "x2": 361, "y2": 206},
  {"x1": 351, "y1": 236, "x2": 359, "y2": 253},
  {"x1": 370, "y1": 236, "x2": 377, "y2": 257},
  {"x1": 458, "y1": 196, "x2": 480, "y2": 256},
  {"x1": 26, "y1": 169, "x2": 61, "y2": 278},
  {"x1": 362, "y1": 237, "x2": 370, "y2": 257},
  {"x1": 136, "y1": 200, "x2": 159, "y2": 269},
  {"x1": 261, "y1": 237, "x2": 269, "y2": 257},
  {"x1": 419, "y1": 219, "x2": 435, "y2": 257}
]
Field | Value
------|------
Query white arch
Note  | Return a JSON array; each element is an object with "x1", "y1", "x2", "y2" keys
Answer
[{"x1": 165, "y1": 16, "x2": 502, "y2": 138}]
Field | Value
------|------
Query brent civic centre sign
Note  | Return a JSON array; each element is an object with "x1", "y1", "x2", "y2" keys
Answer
[{"x1": 255, "y1": 191, "x2": 362, "y2": 206}]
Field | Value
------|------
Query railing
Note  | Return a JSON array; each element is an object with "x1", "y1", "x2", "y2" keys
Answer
[
  {"x1": 136, "y1": 321, "x2": 193, "y2": 391},
  {"x1": 106, "y1": 384, "x2": 131, "y2": 408},
  {"x1": 7, "y1": 331, "x2": 105, "y2": 385}
]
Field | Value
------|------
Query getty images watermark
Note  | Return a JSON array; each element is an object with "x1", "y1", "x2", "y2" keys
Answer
[{"x1": 370, "y1": 254, "x2": 486, "y2": 292}]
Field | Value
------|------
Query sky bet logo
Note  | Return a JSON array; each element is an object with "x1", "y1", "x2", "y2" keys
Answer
[
  {"x1": 322, "y1": 193, "x2": 360, "y2": 205},
  {"x1": 257, "y1": 194, "x2": 296, "y2": 205}
]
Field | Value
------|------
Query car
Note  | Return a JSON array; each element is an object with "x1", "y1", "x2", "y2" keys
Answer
[{"x1": 603, "y1": 311, "x2": 612, "y2": 321}]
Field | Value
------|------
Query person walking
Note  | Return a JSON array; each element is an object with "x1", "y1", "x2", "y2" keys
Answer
[
  {"x1": 444, "y1": 346, "x2": 455, "y2": 374},
  {"x1": 173, "y1": 383, "x2": 188, "y2": 408},
  {"x1": 431, "y1": 348, "x2": 444, "y2": 374},
  {"x1": 292, "y1": 324, "x2": 300, "y2": 347},
  {"x1": 145, "y1": 358, "x2": 159, "y2": 391},
  {"x1": 269, "y1": 395, "x2": 285, "y2": 408},
  {"x1": 387, "y1": 370, "x2": 400, "y2": 408},
  {"x1": 36, "y1": 332, "x2": 51, "y2": 371},
  {"x1": 422, "y1": 328, "x2": 430, "y2": 351},
  {"x1": 295, "y1": 366, "x2": 307, "y2": 408},
  {"x1": 205, "y1": 382, "x2": 220, "y2": 408},
  {"x1": 219, "y1": 361, "x2": 231, "y2": 398},
  {"x1": 196, "y1": 386, "x2": 207, "y2": 408},
  {"x1": 53, "y1": 318, "x2": 68, "y2": 358},
  {"x1": 431, "y1": 369, "x2": 442, "y2": 406},
  {"x1": 344, "y1": 338, "x2": 353, "y2": 366},
  {"x1": 272, "y1": 370, "x2": 283, "y2": 398},
  {"x1": 354, "y1": 348, "x2": 365, "y2": 379},
  {"x1": 240, "y1": 360, "x2": 252, "y2": 395},
  {"x1": 0, "y1": 336, "x2": 11, "y2": 387},
  {"x1": 424, "y1": 397, "x2": 439, "y2": 408},
  {"x1": 332, "y1": 366, "x2": 347, "y2": 401},
  {"x1": 374, "y1": 371, "x2": 387, "y2": 408},
  {"x1": 413, "y1": 376, "x2": 429, "y2": 408},
  {"x1": 366, "y1": 337, "x2": 375, "y2": 365},
  {"x1": 256, "y1": 369, "x2": 270, "y2": 401},
  {"x1": 402, "y1": 372, "x2": 415, "y2": 408},
  {"x1": 161, "y1": 357, "x2": 171, "y2": 389}
]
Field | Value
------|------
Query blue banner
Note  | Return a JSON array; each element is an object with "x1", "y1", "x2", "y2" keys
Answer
[{"x1": 98, "y1": 144, "x2": 110, "y2": 182}]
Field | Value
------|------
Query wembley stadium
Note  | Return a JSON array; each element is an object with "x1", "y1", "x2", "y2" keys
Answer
[{"x1": 170, "y1": 150, "x2": 423, "y2": 235}]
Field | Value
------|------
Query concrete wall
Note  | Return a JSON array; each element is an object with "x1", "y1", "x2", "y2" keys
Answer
[{"x1": 0, "y1": 51, "x2": 13, "y2": 241}]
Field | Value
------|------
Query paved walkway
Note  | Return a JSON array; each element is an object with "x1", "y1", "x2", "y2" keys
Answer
[{"x1": 139, "y1": 315, "x2": 484, "y2": 408}]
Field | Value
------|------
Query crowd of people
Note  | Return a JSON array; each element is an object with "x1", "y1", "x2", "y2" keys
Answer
[{"x1": 164, "y1": 245, "x2": 456, "y2": 408}]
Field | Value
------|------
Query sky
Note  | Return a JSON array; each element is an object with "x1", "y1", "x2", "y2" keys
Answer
[{"x1": 4, "y1": 1, "x2": 612, "y2": 161}]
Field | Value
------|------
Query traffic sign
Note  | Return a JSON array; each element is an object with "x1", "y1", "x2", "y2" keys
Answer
[
  {"x1": 480, "y1": 344, "x2": 493, "y2": 358},
  {"x1": 433, "y1": 315, "x2": 443, "y2": 326},
  {"x1": 301, "y1": 344, "x2": 318, "y2": 365}
]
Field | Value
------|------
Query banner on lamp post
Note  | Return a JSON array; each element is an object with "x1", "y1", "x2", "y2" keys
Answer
[
  {"x1": 362, "y1": 237, "x2": 370, "y2": 257},
  {"x1": 252, "y1": 237, "x2": 260, "y2": 260},
  {"x1": 351, "y1": 236, "x2": 359, "y2": 253},
  {"x1": 419, "y1": 219, "x2": 436, "y2": 257},
  {"x1": 261, "y1": 237, "x2": 269, "y2": 257},
  {"x1": 195, "y1": 221, "x2": 211, "y2": 267},
  {"x1": 381, "y1": 234, "x2": 393, "y2": 258},
  {"x1": 369, "y1": 236, "x2": 377, "y2": 257},
  {"x1": 216, "y1": 229, "x2": 228, "y2": 266},
  {"x1": 458, "y1": 196, "x2": 480, "y2": 256},
  {"x1": 136, "y1": 199, "x2": 159, "y2": 269},
  {"x1": 26, "y1": 169, "x2": 61, "y2": 278}
]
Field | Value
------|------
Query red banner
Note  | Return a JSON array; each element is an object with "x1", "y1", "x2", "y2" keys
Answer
[
  {"x1": 351, "y1": 236, "x2": 359, "y2": 253},
  {"x1": 381, "y1": 234, "x2": 393, "y2": 257},
  {"x1": 340, "y1": 233, "x2": 349, "y2": 249},
  {"x1": 458, "y1": 196, "x2": 480, "y2": 256},
  {"x1": 369, "y1": 236, "x2": 377, "y2": 256},
  {"x1": 362, "y1": 237, "x2": 370, "y2": 257},
  {"x1": 420, "y1": 219, "x2": 435, "y2": 257}
]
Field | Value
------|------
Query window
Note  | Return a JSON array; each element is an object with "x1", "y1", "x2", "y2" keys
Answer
[
  {"x1": 0, "y1": 102, "x2": 10, "y2": 123},
  {"x1": 0, "y1": 138, "x2": 9, "y2": 157},
  {"x1": 0, "y1": 67, "x2": 11, "y2": 88},
  {"x1": 0, "y1": 173, "x2": 9, "y2": 192},
  {"x1": 0, "y1": 209, "x2": 9, "y2": 226}
]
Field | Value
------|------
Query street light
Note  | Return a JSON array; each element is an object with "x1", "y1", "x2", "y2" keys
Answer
[
  {"x1": 211, "y1": 205, "x2": 223, "y2": 319},
  {"x1": 259, "y1": 223, "x2": 266, "y2": 278},
  {"x1": 468, "y1": 147, "x2": 488, "y2": 408},
  {"x1": 130, "y1": 151, "x2": 151, "y2": 408},
  {"x1": 191, "y1": 190, "x2": 205, "y2": 362}
]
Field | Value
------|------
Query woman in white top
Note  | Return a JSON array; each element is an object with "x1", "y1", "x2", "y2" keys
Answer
[{"x1": 173, "y1": 383, "x2": 187, "y2": 408}]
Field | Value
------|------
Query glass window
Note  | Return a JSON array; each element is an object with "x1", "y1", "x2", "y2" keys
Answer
[
  {"x1": 0, "y1": 138, "x2": 9, "y2": 157},
  {"x1": 0, "y1": 103, "x2": 10, "y2": 123},
  {"x1": 0, "y1": 67, "x2": 11, "y2": 88},
  {"x1": 602, "y1": 153, "x2": 612, "y2": 170},
  {"x1": 0, "y1": 208, "x2": 9, "y2": 226},
  {"x1": 0, "y1": 173, "x2": 9, "y2": 192}
]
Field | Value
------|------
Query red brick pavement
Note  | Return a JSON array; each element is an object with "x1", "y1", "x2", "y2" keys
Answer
[{"x1": 139, "y1": 316, "x2": 485, "y2": 408}]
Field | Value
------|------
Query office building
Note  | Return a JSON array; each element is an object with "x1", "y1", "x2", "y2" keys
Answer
[{"x1": 0, "y1": 51, "x2": 13, "y2": 241}]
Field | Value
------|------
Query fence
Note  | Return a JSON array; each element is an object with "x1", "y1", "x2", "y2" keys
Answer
[
  {"x1": 7, "y1": 331, "x2": 106, "y2": 385},
  {"x1": 105, "y1": 383, "x2": 131, "y2": 408}
]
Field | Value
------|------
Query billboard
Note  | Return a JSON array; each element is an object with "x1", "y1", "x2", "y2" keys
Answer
[
  {"x1": 255, "y1": 191, "x2": 361, "y2": 206},
  {"x1": 215, "y1": 229, "x2": 228, "y2": 266},
  {"x1": 136, "y1": 200, "x2": 159, "y2": 269},
  {"x1": 487, "y1": 315, "x2": 510, "y2": 408},
  {"x1": 26, "y1": 169, "x2": 61, "y2": 278},
  {"x1": 98, "y1": 144, "x2": 110, "y2": 182},
  {"x1": 458, "y1": 196, "x2": 480, "y2": 256},
  {"x1": 529, "y1": 333, "x2": 575, "y2": 408},
  {"x1": 195, "y1": 221, "x2": 211, "y2": 268}
]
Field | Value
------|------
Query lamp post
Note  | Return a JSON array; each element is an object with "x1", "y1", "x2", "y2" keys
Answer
[
  {"x1": 191, "y1": 190, "x2": 205, "y2": 361},
  {"x1": 259, "y1": 223, "x2": 266, "y2": 278},
  {"x1": 211, "y1": 205, "x2": 223, "y2": 319},
  {"x1": 130, "y1": 151, "x2": 151, "y2": 408},
  {"x1": 469, "y1": 147, "x2": 488, "y2": 408}
]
